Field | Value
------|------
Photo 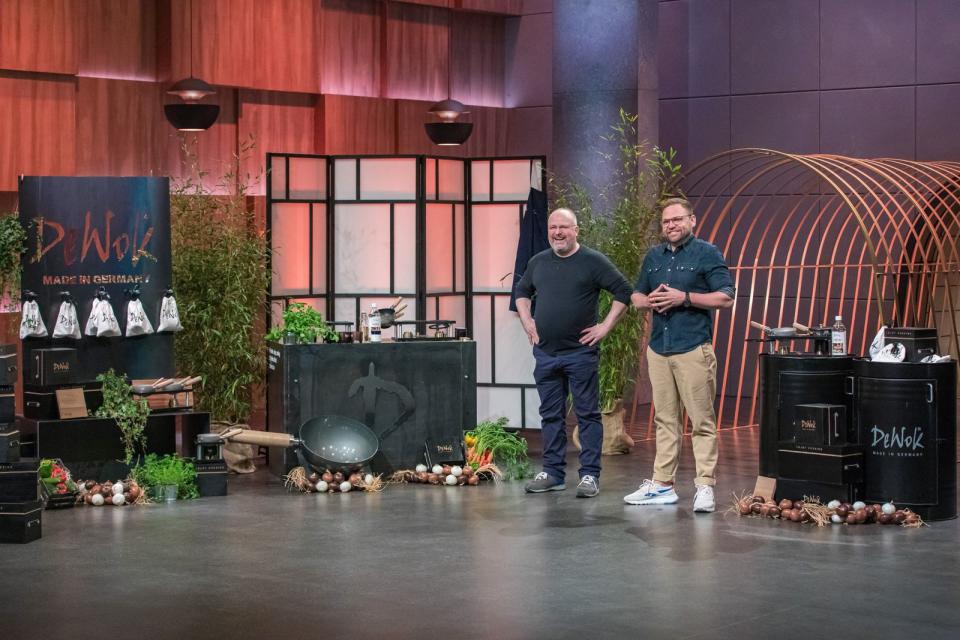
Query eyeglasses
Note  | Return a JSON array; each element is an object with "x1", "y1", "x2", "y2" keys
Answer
[{"x1": 661, "y1": 214, "x2": 692, "y2": 228}]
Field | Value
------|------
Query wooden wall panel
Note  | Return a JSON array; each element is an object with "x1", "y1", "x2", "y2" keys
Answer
[
  {"x1": 385, "y1": 3, "x2": 448, "y2": 101},
  {"x1": 238, "y1": 90, "x2": 317, "y2": 195},
  {"x1": 394, "y1": 0, "x2": 450, "y2": 8},
  {"x1": 0, "y1": 0, "x2": 78, "y2": 74},
  {"x1": 75, "y1": 78, "x2": 173, "y2": 177},
  {"x1": 459, "y1": 105, "x2": 509, "y2": 157},
  {"x1": 451, "y1": 12, "x2": 504, "y2": 107},
  {"x1": 80, "y1": 0, "x2": 158, "y2": 80},
  {"x1": 194, "y1": 0, "x2": 257, "y2": 88},
  {"x1": 253, "y1": 0, "x2": 320, "y2": 93},
  {"x1": 0, "y1": 72, "x2": 76, "y2": 191},
  {"x1": 319, "y1": 95, "x2": 396, "y2": 155},
  {"x1": 169, "y1": 88, "x2": 240, "y2": 195},
  {"x1": 320, "y1": 0, "x2": 382, "y2": 97},
  {"x1": 459, "y1": 0, "x2": 523, "y2": 15}
]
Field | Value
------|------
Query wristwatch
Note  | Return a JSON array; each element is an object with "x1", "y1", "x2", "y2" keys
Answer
[{"x1": 683, "y1": 291, "x2": 692, "y2": 308}]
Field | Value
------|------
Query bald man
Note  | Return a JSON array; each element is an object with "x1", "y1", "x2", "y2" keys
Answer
[{"x1": 515, "y1": 208, "x2": 633, "y2": 498}]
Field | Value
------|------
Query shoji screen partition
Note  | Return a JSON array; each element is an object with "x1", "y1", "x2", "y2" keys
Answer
[
  {"x1": 470, "y1": 158, "x2": 543, "y2": 428},
  {"x1": 268, "y1": 153, "x2": 545, "y2": 429},
  {"x1": 267, "y1": 154, "x2": 328, "y2": 325}
]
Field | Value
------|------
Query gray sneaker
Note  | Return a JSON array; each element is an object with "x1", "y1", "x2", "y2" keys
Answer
[
  {"x1": 576, "y1": 475, "x2": 599, "y2": 498},
  {"x1": 525, "y1": 471, "x2": 565, "y2": 493}
]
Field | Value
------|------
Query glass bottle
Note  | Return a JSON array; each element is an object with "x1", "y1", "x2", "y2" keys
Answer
[
  {"x1": 369, "y1": 303, "x2": 382, "y2": 343},
  {"x1": 831, "y1": 315, "x2": 847, "y2": 356}
]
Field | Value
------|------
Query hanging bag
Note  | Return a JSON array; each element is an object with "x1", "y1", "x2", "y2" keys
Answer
[
  {"x1": 19, "y1": 299, "x2": 48, "y2": 339},
  {"x1": 157, "y1": 292, "x2": 183, "y2": 332},
  {"x1": 125, "y1": 298, "x2": 154, "y2": 337},
  {"x1": 96, "y1": 299, "x2": 122, "y2": 338},
  {"x1": 52, "y1": 300, "x2": 82, "y2": 340},
  {"x1": 84, "y1": 299, "x2": 103, "y2": 336}
]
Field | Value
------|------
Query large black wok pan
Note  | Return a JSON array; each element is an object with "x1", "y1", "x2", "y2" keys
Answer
[{"x1": 219, "y1": 415, "x2": 379, "y2": 473}]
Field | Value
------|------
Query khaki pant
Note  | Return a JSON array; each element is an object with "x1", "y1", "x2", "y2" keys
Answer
[{"x1": 646, "y1": 343, "x2": 718, "y2": 486}]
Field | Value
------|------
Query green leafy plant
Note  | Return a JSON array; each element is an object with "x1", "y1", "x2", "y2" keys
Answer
[
  {"x1": 170, "y1": 136, "x2": 271, "y2": 424},
  {"x1": 550, "y1": 108, "x2": 682, "y2": 412},
  {"x1": 464, "y1": 417, "x2": 532, "y2": 480},
  {"x1": 133, "y1": 453, "x2": 198, "y2": 500},
  {"x1": 95, "y1": 369, "x2": 150, "y2": 464},
  {"x1": 265, "y1": 301, "x2": 339, "y2": 344},
  {"x1": 0, "y1": 212, "x2": 26, "y2": 310}
]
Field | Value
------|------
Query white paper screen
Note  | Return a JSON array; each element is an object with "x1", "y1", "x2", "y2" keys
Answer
[
  {"x1": 335, "y1": 158, "x2": 357, "y2": 200},
  {"x1": 492, "y1": 159, "x2": 531, "y2": 201},
  {"x1": 360, "y1": 158, "x2": 417, "y2": 200},
  {"x1": 334, "y1": 204, "x2": 391, "y2": 293},
  {"x1": 472, "y1": 204, "x2": 520, "y2": 292},
  {"x1": 426, "y1": 203, "x2": 454, "y2": 293},
  {"x1": 438, "y1": 159, "x2": 465, "y2": 200},
  {"x1": 289, "y1": 156, "x2": 326, "y2": 200},
  {"x1": 271, "y1": 203, "x2": 310, "y2": 295}
]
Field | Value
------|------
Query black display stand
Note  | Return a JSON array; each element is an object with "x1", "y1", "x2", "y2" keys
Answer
[
  {"x1": 17, "y1": 411, "x2": 209, "y2": 479},
  {"x1": 267, "y1": 341, "x2": 476, "y2": 475}
]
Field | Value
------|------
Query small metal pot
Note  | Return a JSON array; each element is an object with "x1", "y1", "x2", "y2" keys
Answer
[{"x1": 377, "y1": 307, "x2": 396, "y2": 329}]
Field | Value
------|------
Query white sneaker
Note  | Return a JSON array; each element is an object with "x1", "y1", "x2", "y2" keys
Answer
[
  {"x1": 624, "y1": 479, "x2": 678, "y2": 505},
  {"x1": 693, "y1": 484, "x2": 715, "y2": 513}
]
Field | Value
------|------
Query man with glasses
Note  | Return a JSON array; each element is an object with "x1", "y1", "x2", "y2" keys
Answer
[
  {"x1": 515, "y1": 208, "x2": 632, "y2": 498},
  {"x1": 624, "y1": 198, "x2": 734, "y2": 512}
]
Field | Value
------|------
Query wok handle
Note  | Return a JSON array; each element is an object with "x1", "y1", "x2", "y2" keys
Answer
[
  {"x1": 749, "y1": 320, "x2": 770, "y2": 332},
  {"x1": 180, "y1": 376, "x2": 203, "y2": 387},
  {"x1": 793, "y1": 322, "x2": 810, "y2": 333},
  {"x1": 219, "y1": 429, "x2": 296, "y2": 448}
]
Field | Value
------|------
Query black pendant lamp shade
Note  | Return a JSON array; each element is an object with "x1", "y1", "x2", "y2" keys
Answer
[
  {"x1": 425, "y1": 122, "x2": 474, "y2": 146},
  {"x1": 163, "y1": 103, "x2": 220, "y2": 132}
]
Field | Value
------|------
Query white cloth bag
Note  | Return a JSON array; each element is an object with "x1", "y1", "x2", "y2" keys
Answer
[
  {"x1": 52, "y1": 301, "x2": 82, "y2": 339},
  {"x1": 158, "y1": 294, "x2": 183, "y2": 332},
  {"x1": 96, "y1": 299, "x2": 122, "y2": 337},
  {"x1": 125, "y1": 298, "x2": 154, "y2": 337},
  {"x1": 84, "y1": 299, "x2": 103, "y2": 336},
  {"x1": 19, "y1": 300, "x2": 48, "y2": 339}
]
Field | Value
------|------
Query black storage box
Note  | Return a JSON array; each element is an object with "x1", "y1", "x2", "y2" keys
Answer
[
  {"x1": 0, "y1": 384, "x2": 13, "y2": 422},
  {"x1": 424, "y1": 438, "x2": 466, "y2": 467},
  {"x1": 0, "y1": 500, "x2": 42, "y2": 544},
  {"x1": 0, "y1": 461, "x2": 39, "y2": 501},
  {"x1": 778, "y1": 443, "x2": 863, "y2": 485},
  {"x1": 26, "y1": 347, "x2": 80, "y2": 387},
  {"x1": 0, "y1": 427, "x2": 20, "y2": 463},
  {"x1": 0, "y1": 350, "x2": 16, "y2": 386},
  {"x1": 23, "y1": 383, "x2": 103, "y2": 420},
  {"x1": 885, "y1": 327, "x2": 939, "y2": 362},
  {"x1": 195, "y1": 459, "x2": 228, "y2": 497},
  {"x1": 794, "y1": 403, "x2": 848, "y2": 445},
  {"x1": 774, "y1": 478, "x2": 863, "y2": 504}
]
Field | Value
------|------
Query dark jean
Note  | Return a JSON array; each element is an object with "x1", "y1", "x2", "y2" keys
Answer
[{"x1": 533, "y1": 344, "x2": 602, "y2": 482}]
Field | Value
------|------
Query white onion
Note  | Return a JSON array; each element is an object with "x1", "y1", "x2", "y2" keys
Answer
[
  {"x1": 451, "y1": 465, "x2": 463, "y2": 477},
  {"x1": 827, "y1": 500, "x2": 841, "y2": 510},
  {"x1": 112, "y1": 493, "x2": 126, "y2": 506},
  {"x1": 112, "y1": 482, "x2": 125, "y2": 495},
  {"x1": 830, "y1": 514, "x2": 842, "y2": 524},
  {"x1": 364, "y1": 474, "x2": 374, "y2": 484},
  {"x1": 316, "y1": 480, "x2": 329, "y2": 493},
  {"x1": 445, "y1": 474, "x2": 457, "y2": 486},
  {"x1": 91, "y1": 493, "x2": 105, "y2": 506},
  {"x1": 415, "y1": 464, "x2": 428, "y2": 473},
  {"x1": 852, "y1": 501, "x2": 866, "y2": 511},
  {"x1": 432, "y1": 465, "x2": 444, "y2": 475},
  {"x1": 339, "y1": 481, "x2": 352, "y2": 493},
  {"x1": 881, "y1": 502, "x2": 896, "y2": 515}
]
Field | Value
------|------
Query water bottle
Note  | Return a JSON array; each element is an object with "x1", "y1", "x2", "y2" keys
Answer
[
  {"x1": 369, "y1": 303, "x2": 382, "y2": 343},
  {"x1": 831, "y1": 315, "x2": 847, "y2": 356}
]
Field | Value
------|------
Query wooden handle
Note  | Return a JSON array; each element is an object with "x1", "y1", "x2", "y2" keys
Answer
[
  {"x1": 152, "y1": 378, "x2": 174, "y2": 389},
  {"x1": 219, "y1": 429, "x2": 295, "y2": 448},
  {"x1": 390, "y1": 296, "x2": 403, "y2": 309},
  {"x1": 749, "y1": 321, "x2": 770, "y2": 332},
  {"x1": 180, "y1": 376, "x2": 203, "y2": 387},
  {"x1": 793, "y1": 322, "x2": 810, "y2": 332},
  {"x1": 394, "y1": 303, "x2": 408, "y2": 315}
]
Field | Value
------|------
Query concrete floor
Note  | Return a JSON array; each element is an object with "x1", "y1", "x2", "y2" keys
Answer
[{"x1": 2, "y1": 426, "x2": 958, "y2": 640}]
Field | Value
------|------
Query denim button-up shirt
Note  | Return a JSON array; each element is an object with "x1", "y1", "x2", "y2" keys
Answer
[{"x1": 634, "y1": 236, "x2": 735, "y2": 355}]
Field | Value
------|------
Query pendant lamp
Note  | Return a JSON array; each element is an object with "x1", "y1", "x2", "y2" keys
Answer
[
  {"x1": 164, "y1": 0, "x2": 219, "y2": 131},
  {"x1": 425, "y1": 17, "x2": 472, "y2": 146}
]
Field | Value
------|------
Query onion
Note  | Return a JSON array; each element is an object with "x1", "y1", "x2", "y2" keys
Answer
[
  {"x1": 830, "y1": 514, "x2": 842, "y2": 524},
  {"x1": 431, "y1": 465, "x2": 443, "y2": 475},
  {"x1": 415, "y1": 464, "x2": 428, "y2": 473},
  {"x1": 852, "y1": 501, "x2": 866, "y2": 511},
  {"x1": 112, "y1": 493, "x2": 126, "y2": 506},
  {"x1": 445, "y1": 474, "x2": 457, "y2": 486},
  {"x1": 881, "y1": 502, "x2": 896, "y2": 515},
  {"x1": 451, "y1": 466, "x2": 463, "y2": 477},
  {"x1": 91, "y1": 493, "x2": 105, "y2": 506},
  {"x1": 364, "y1": 473, "x2": 374, "y2": 484},
  {"x1": 339, "y1": 481, "x2": 352, "y2": 493},
  {"x1": 827, "y1": 500, "x2": 841, "y2": 510},
  {"x1": 112, "y1": 482, "x2": 124, "y2": 496},
  {"x1": 316, "y1": 480, "x2": 329, "y2": 492}
]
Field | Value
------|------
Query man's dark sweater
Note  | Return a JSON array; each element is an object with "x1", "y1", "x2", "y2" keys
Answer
[{"x1": 515, "y1": 245, "x2": 632, "y2": 355}]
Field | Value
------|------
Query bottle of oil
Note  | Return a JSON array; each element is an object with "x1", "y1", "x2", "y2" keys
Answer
[
  {"x1": 369, "y1": 303, "x2": 382, "y2": 343},
  {"x1": 831, "y1": 315, "x2": 847, "y2": 356}
]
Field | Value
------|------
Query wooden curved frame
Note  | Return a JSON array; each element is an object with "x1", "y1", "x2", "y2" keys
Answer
[{"x1": 629, "y1": 149, "x2": 960, "y2": 433}]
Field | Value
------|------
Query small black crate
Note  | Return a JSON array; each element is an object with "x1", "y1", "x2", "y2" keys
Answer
[
  {"x1": 0, "y1": 461, "x2": 39, "y2": 502},
  {"x1": 778, "y1": 444, "x2": 863, "y2": 485},
  {"x1": 0, "y1": 500, "x2": 42, "y2": 544},
  {"x1": 794, "y1": 403, "x2": 848, "y2": 446},
  {"x1": 26, "y1": 348, "x2": 80, "y2": 387},
  {"x1": 195, "y1": 459, "x2": 228, "y2": 497},
  {"x1": 774, "y1": 478, "x2": 862, "y2": 505},
  {"x1": 0, "y1": 352, "x2": 16, "y2": 386},
  {"x1": 0, "y1": 385, "x2": 12, "y2": 423},
  {"x1": 23, "y1": 383, "x2": 103, "y2": 420},
  {"x1": 884, "y1": 327, "x2": 939, "y2": 362},
  {"x1": 0, "y1": 427, "x2": 19, "y2": 463}
]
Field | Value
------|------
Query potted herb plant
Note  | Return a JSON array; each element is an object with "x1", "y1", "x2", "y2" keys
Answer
[
  {"x1": 134, "y1": 453, "x2": 198, "y2": 502},
  {"x1": 265, "y1": 301, "x2": 339, "y2": 345},
  {"x1": 551, "y1": 109, "x2": 682, "y2": 454},
  {"x1": 95, "y1": 369, "x2": 150, "y2": 464}
]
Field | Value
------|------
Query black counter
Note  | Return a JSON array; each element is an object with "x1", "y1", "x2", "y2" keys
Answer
[{"x1": 267, "y1": 340, "x2": 477, "y2": 475}]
